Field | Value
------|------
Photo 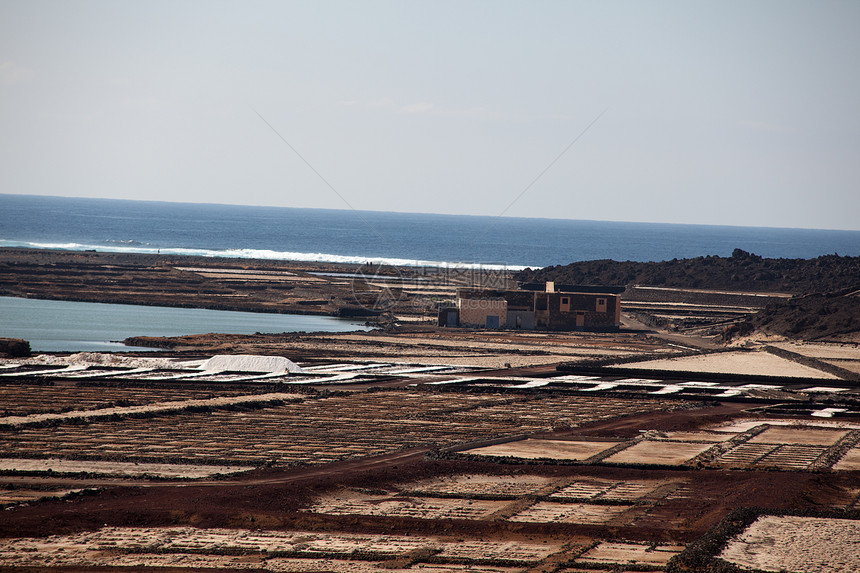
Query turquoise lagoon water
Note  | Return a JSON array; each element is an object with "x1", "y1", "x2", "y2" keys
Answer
[{"x1": 0, "y1": 296, "x2": 370, "y2": 352}]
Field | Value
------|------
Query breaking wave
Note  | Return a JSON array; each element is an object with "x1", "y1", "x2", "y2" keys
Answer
[{"x1": 0, "y1": 239, "x2": 524, "y2": 271}]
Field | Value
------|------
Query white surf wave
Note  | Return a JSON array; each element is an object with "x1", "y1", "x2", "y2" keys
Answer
[{"x1": 0, "y1": 240, "x2": 526, "y2": 271}]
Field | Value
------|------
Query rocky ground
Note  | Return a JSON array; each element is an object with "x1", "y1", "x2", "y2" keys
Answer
[{"x1": 746, "y1": 287, "x2": 860, "y2": 342}]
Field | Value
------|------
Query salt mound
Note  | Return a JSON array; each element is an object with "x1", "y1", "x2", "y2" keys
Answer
[
  {"x1": 200, "y1": 355, "x2": 304, "y2": 374},
  {"x1": 41, "y1": 353, "x2": 181, "y2": 369}
]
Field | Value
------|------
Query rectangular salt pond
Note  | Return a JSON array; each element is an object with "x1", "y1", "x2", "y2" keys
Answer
[{"x1": 0, "y1": 296, "x2": 370, "y2": 352}]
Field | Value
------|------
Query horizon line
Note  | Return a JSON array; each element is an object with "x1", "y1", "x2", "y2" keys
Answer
[{"x1": 3, "y1": 192, "x2": 859, "y2": 234}]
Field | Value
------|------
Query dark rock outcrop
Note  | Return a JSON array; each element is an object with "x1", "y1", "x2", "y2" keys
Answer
[
  {"x1": 0, "y1": 338, "x2": 31, "y2": 357},
  {"x1": 746, "y1": 288, "x2": 860, "y2": 341},
  {"x1": 515, "y1": 250, "x2": 860, "y2": 295}
]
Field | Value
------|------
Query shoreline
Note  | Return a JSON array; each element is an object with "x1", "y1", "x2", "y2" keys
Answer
[
  {"x1": 0, "y1": 247, "x2": 492, "y2": 319},
  {"x1": 4, "y1": 246, "x2": 859, "y2": 353},
  {"x1": 0, "y1": 241, "x2": 526, "y2": 271}
]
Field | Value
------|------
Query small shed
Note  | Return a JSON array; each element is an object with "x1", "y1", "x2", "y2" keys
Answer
[{"x1": 457, "y1": 290, "x2": 508, "y2": 328}]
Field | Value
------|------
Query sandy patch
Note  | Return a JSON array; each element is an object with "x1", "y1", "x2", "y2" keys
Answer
[
  {"x1": 833, "y1": 448, "x2": 860, "y2": 471},
  {"x1": 308, "y1": 491, "x2": 507, "y2": 520},
  {"x1": 823, "y1": 359, "x2": 860, "y2": 374},
  {"x1": 509, "y1": 502, "x2": 629, "y2": 524},
  {"x1": 770, "y1": 342, "x2": 860, "y2": 360},
  {"x1": 174, "y1": 267, "x2": 297, "y2": 276},
  {"x1": 0, "y1": 458, "x2": 253, "y2": 478},
  {"x1": 435, "y1": 540, "x2": 561, "y2": 561},
  {"x1": 576, "y1": 542, "x2": 685, "y2": 566},
  {"x1": 716, "y1": 444, "x2": 779, "y2": 467},
  {"x1": 403, "y1": 474, "x2": 553, "y2": 497},
  {"x1": 719, "y1": 515, "x2": 860, "y2": 573},
  {"x1": 716, "y1": 443, "x2": 826, "y2": 470},
  {"x1": 194, "y1": 273, "x2": 315, "y2": 281},
  {"x1": 661, "y1": 431, "x2": 733, "y2": 442},
  {"x1": 549, "y1": 479, "x2": 662, "y2": 501},
  {"x1": 756, "y1": 445, "x2": 827, "y2": 470},
  {"x1": 708, "y1": 419, "x2": 860, "y2": 433},
  {"x1": 748, "y1": 427, "x2": 849, "y2": 446},
  {"x1": 547, "y1": 481, "x2": 610, "y2": 500},
  {"x1": 603, "y1": 441, "x2": 713, "y2": 466},
  {"x1": 464, "y1": 439, "x2": 621, "y2": 461},
  {"x1": 336, "y1": 334, "x2": 635, "y2": 357},
  {"x1": 617, "y1": 350, "x2": 838, "y2": 378},
  {"x1": 0, "y1": 488, "x2": 84, "y2": 506}
]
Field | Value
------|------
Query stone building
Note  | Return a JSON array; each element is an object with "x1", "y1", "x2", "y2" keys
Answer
[{"x1": 445, "y1": 282, "x2": 623, "y2": 330}]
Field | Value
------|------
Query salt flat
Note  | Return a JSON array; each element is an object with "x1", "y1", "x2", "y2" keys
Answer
[
  {"x1": 464, "y1": 438, "x2": 621, "y2": 460},
  {"x1": 720, "y1": 516, "x2": 860, "y2": 573},
  {"x1": 0, "y1": 458, "x2": 253, "y2": 478},
  {"x1": 617, "y1": 350, "x2": 838, "y2": 378}
]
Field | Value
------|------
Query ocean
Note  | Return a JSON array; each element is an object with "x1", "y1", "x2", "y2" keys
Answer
[{"x1": 1, "y1": 194, "x2": 859, "y2": 269}]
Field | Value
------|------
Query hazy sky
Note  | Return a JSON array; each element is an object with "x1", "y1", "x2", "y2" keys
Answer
[{"x1": 2, "y1": 1, "x2": 859, "y2": 230}]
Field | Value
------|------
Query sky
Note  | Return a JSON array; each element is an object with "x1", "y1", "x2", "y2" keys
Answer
[{"x1": 1, "y1": 1, "x2": 859, "y2": 230}]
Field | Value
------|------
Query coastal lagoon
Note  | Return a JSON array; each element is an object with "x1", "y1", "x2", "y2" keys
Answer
[{"x1": 0, "y1": 296, "x2": 370, "y2": 352}]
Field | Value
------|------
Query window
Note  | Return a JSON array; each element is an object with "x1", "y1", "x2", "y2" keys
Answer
[
  {"x1": 560, "y1": 296, "x2": 570, "y2": 312},
  {"x1": 596, "y1": 297, "x2": 607, "y2": 312}
]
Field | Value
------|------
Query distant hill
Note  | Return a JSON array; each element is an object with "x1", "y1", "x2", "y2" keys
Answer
[
  {"x1": 747, "y1": 288, "x2": 860, "y2": 341},
  {"x1": 514, "y1": 249, "x2": 860, "y2": 295}
]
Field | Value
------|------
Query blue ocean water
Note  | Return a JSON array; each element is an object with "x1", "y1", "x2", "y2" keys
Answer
[{"x1": 1, "y1": 194, "x2": 859, "y2": 269}]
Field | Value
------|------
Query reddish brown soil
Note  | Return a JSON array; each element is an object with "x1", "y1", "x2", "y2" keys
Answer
[
  {"x1": 0, "y1": 456, "x2": 843, "y2": 545},
  {"x1": 558, "y1": 402, "x2": 751, "y2": 438}
]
